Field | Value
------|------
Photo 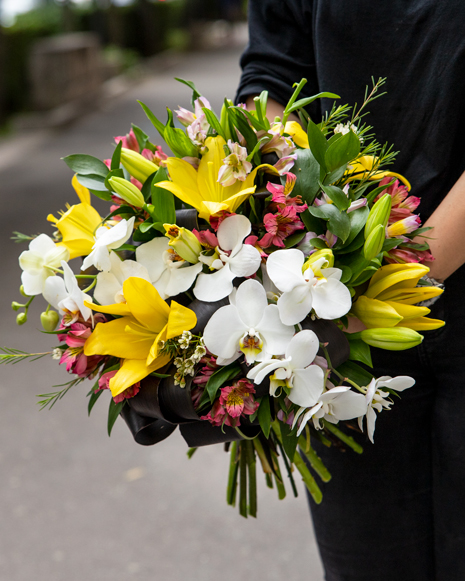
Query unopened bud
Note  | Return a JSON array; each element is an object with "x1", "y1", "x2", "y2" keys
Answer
[
  {"x1": 363, "y1": 223, "x2": 385, "y2": 261},
  {"x1": 305, "y1": 248, "x2": 335, "y2": 270},
  {"x1": 19, "y1": 285, "x2": 29, "y2": 297},
  {"x1": 16, "y1": 312, "x2": 27, "y2": 325},
  {"x1": 11, "y1": 301, "x2": 22, "y2": 311},
  {"x1": 109, "y1": 176, "x2": 145, "y2": 208},
  {"x1": 361, "y1": 327, "x2": 423, "y2": 351},
  {"x1": 40, "y1": 310, "x2": 60, "y2": 332},
  {"x1": 364, "y1": 193, "x2": 391, "y2": 238},
  {"x1": 120, "y1": 148, "x2": 158, "y2": 184},
  {"x1": 164, "y1": 224, "x2": 202, "y2": 264}
]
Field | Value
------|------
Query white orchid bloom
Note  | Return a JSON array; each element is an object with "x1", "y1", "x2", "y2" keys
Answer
[
  {"x1": 19, "y1": 234, "x2": 70, "y2": 296},
  {"x1": 359, "y1": 375, "x2": 415, "y2": 443},
  {"x1": 293, "y1": 384, "x2": 367, "y2": 436},
  {"x1": 94, "y1": 252, "x2": 152, "y2": 305},
  {"x1": 203, "y1": 279, "x2": 294, "y2": 365},
  {"x1": 247, "y1": 330, "x2": 325, "y2": 406},
  {"x1": 43, "y1": 261, "x2": 91, "y2": 323},
  {"x1": 266, "y1": 248, "x2": 351, "y2": 325},
  {"x1": 81, "y1": 217, "x2": 135, "y2": 273},
  {"x1": 194, "y1": 215, "x2": 261, "y2": 302},
  {"x1": 136, "y1": 237, "x2": 202, "y2": 300}
]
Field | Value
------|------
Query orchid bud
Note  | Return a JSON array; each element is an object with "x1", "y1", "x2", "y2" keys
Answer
[
  {"x1": 109, "y1": 176, "x2": 145, "y2": 208},
  {"x1": 11, "y1": 301, "x2": 21, "y2": 311},
  {"x1": 364, "y1": 193, "x2": 391, "y2": 238},
  {"x1": 304, "y1": 248, "x2": 335, "y2": 271},
  {"x1": 363, "y1": 223, "x2": 385, "y2": 261},
  {"x1": 19, "y1": 285, "x2": 29, "y2": 297},
  {"x1": 16, "y1": 312, "x2": 27, "y2": 325},
  {"x1": 164, "y1": 224, "x2": 202, "y2": 264},
  {"x1": 40, "y1": 310, "x2": 60, "y2": 332},
  {"x1": 361, "y1": 327, "x2": 423, "y2": 350},
  {"x1": 120, "y1": 148, "x2": 158, "y2": 184}
]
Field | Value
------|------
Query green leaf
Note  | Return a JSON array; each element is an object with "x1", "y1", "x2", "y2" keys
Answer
[
  {"x1": 258, "y1": 397, "x2": 271, "y2": 439},
  {"x1": 336, "y1": 229, "x2": 365, "y2": 254},
  {"x1": 338, "y1": 264, "x2": 352, "y2": 284},
  {"x1": 175, "y1": 77, "x2": 201, "y2": 107},
  {"x1": 151, "y1": 168, "x2": 176, "y2": 223},
  {"x1": 347, "y1": 337, "x2": 373, "y2": 367},
  {"x1": 105, "y1": 205, "x2": 138, "y2": 220},
  {"x1": 88, "y1": 188, "x2": 113, "y2": 202},
  {"x1": 131, "y1": 124, "x2": 149, "y2": 151},
  {"x1": 363, "y1": 178, "x2": 396, "y2": 203},
  {"x1": 309, "y1": 237, "x2": 328, "y2": 249},
  {"x1": 112, "y1": 243, "x2": 138, "y2": 252},
  {"x1": 227, "y1": 107, "x2": 258, "y2": 152},
  {"x1": 320, "y1": 184, "x2": 351, "y2": 211},
  {"x1": 88, "y1": 384, "x2": 103, "y2": 416},
  {"x1": 164, "y1": 124, "x2": 198, "y2": 158},
  {"x1": 141, "y1": 171, "x2": 157, "y2": 202},
  {"x1": 301, "y1": 209, "x2": 325, "y2": 235},
  {"x1": 291, "y1": 148, "x2": 321, "y2": 205},
  {"x1": 107, "y1": 399, "x2": 125, "y2": 436},
  {"x1": 286, "y1": 91, "x2": 340, "y2": 113},
  {"x1": 279, "y1": 421, "x2": 299, "y2": 463},
  {"x1": 309, "y1": 204, "x2": 351, "y2": 242},
  {"x1": 284, "y1": 231, "x2": 306, "y2": 248},
  {"x1": 230, "y1": 106, "x2": 265, "y2": 132},
  {"x1": 138, "y1": 100, "x2": 166, "y2": 141},
  {"x1": 306, "y1": 118, "x2": 327, "y2": 172},
  {"x1": 336, "y1": 360, "x2": 373, "y2": 387},
  {"x1": 139, "y1": 221, "x2": 164, "y2": 234},
  {"x1": 76, "y1": 173, "x2": 108, "y2": 192},
  {"x1": 111, "y1": 140, "x2": 123, "y2": 171},
  {"x1": 382, "y1": 238, "x2": 401, "y2": 252},
  {"x1": 323, "y1": 164, "x2": 348, "y2": 186},
  {"x1": 206, "y1": 364, "x2": 241, "y2": 403},
  {"x1": 62, "y1": 154, "x2": 109, "y2": 177},
  {"x1": 325, "y1": 130, "x2": 360, "y2": 173},
  {"x1": 202, "y1": 107, "x2": 227, "y2": 140}
]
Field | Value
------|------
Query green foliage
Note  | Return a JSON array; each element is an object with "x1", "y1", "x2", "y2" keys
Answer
[{"x1": 291, "y1": 148, "x2": 321, "y2": 205}]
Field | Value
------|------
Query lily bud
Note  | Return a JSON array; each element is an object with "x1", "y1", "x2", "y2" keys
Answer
[
  {"x1": 164, "y1": 224, "x2": 202, "y2": 264},
  {"x1": 120, "y1": 148, "x2": 158, "y2": 184},
  {"x1": 11, "y1": 301, "x2": 21, "y2": 311},
  {"x1": 361, "y1": 327, "x2": 423, "y2": 350},
  {"x1": 16, "y1": 312, "x2": 27, "y2": 325},
  {"x1": 40, "y1": 310, "x2": 60, "y2": 332},
  {"x1": 363, "y1": 223, "x2": 385, "y2": 261},
  {"x1": 109, "y1": 177, "x2": 145, "y2": 208},
  {"x1": 364, "y1": 193, "x2": 391, "y2": 238},
  {"x1": 304, "y1": 248, "x2": 335, "y2": 272}
]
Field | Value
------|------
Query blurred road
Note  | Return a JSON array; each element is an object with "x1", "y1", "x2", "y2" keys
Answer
[{"x1": 0, "y1": 45, "x2": 325, "y2": 581}]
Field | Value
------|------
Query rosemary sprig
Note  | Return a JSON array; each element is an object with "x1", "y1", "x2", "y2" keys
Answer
[
  {"x1": 37, "y1": 377, "x2": 84, "y2": 410},
  {"x1": 0, "y1": 348, "x2": 52, "y2": 365}
]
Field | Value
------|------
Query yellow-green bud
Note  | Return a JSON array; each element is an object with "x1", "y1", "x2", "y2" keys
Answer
[
  {"x1": 120, "y1": 148, "x2": 158, "y2": 184},
  {"x1": 361, "y1": 327, "x2": 423, "y2": 350},
  {"x1": 303, "y1": 248, "x2": 334, "y2": 276},
  {"x1": 11, "y1": 301, "x2": 22, "y2": 311},
  {"x1": 40, "y1": 310, "x2": 60, "y2": 332},
  {"x1": 19, "y1": 285, "x2": 29, "y2": 297},
  {"x1": 164, "y1": 224, "x2": 202, "y2": 264},
  {"x1": 364, "y1": 193, "x2": 392, "y2": 238},
  {"x1": 16, "y1": 312, "x2": 27, "y2": 325},
  {"x1": 109, "y1": 176, "x2": 145, "y2": 208},
  {"x1": 363, "y1": 223, "x2": 385, "y2": 261}
]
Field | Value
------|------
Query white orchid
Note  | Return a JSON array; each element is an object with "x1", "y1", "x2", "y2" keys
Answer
[
  {"x1": 293, "y1": 383, "x2": 367, "y2": 436},
  {"x1": 359, "y1": 376, "x2": 415, "y2": 443},
  {"x1": 266, "y1": 248, "x2": 351, "y2": 325},
  {"x1": 94, "y1": 252, "x2": 152, "y2": 305},
  {"x1": 203, "y1": 279, "x2": 294, "y2": 365},
  {"x1": 19, "y1": 234, "x2": 70, "y2": 296},
  {"x1": 247, "y1": 330, "x2": 325, "y2": 405},
  {"x1": 135, "y1": 237, "x2": 202, "y2": 300},
  {"x1": 81, "y1": 217, "x2": 135, "y2": 273},
  {"x1": 43, "y1": 261, "x2": 91, "y2": 324},
  {"x1": 194, "y1": 215, "x2": 261, "y2": 302}
]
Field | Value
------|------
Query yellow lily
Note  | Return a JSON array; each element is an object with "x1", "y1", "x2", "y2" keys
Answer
[
  {"x1": 84, "y1": 277, "x2": 197, "y2": 396},
  {"x1": 285, "y1": 121, "x2": 309, "y2": 148},
  {"x1": 351, "y1": 263, "x2": 444, "y2": 332},
  {"x1": 47, "y1": 177, "x2": 102, "y2": 259},
  {"x1": 156, "y1": 136, "x2": 275, "y2": 222}
]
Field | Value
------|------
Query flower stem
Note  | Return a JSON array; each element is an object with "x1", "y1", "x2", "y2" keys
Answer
[
  {"x1": 239, "y1": 442, "x2": 248, "y2": 518},
  {"x1": 245, "y1": 440, "x2": 257, "y2": 518},
  {"x1": 298, "y1": 435, "x2": 332, "y2": 482},
  {"x1": 226, "y1": 441, "x2": 239, "y2": 506},
  {"x1": 293, "y1": 450, "x2": 323, "y2": 504},
  {"x1": 323, "y1": 420, "x2": 363, "y2": 454},
  {"x1": 83, "y1": 278, "x2": 97, "y2": 293}
]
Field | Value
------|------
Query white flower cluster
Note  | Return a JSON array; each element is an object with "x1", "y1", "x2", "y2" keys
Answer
[{"x1": 172, "y1": 333, "x2": 207, "y2": 388}]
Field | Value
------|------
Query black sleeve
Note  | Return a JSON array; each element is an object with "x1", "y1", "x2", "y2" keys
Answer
[{"x1": 235, "y1": 0, "x2": 319, "y2": 110}]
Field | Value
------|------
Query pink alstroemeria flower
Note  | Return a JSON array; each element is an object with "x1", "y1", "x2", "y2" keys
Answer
[
  {"x1": 193, "y1": 228, "x2": 219, "y2": 249},
  {"x1": 218, "y1": 140, "x2": 253, "y2": 187},
  {"x1": 266, "y1": 173, "x2": 307, "y2": 212},
  {"x1": 385, "y1": 247, "x2": 434, "y2": 265},
  {"x1": 114, "y1": 128, "x2": 139, "y2": 152},
  {"x1": 200, "y1": 378, "x2": 259, "y2": 428},
  {"x1": 97, "y1": 370, "x2": 140, "y2": 403},
  {"x1": 258, "y1": 123, "x2": 296, "y2": 158},
  {"x1": 259, "y1": 206, "x2": 305, "y2": 249},
  {"x1": 374, "y1": 177, "x2": 421, "y2": 224},
  {"x1": 387, "y1": 215, "x2": 421, "y2": 237},
  {"x1": 191, "y1": 355, "x2": 219, "y2": 408}
]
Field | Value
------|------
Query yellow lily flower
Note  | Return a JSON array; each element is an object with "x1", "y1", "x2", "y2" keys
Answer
[
  {"x1": 47, "y1": 177, "x2": 102, "y2": 259},
  {"x1": 156, "y1": 136, "x2": 274, "y2": 222},
  {"x1": 345, "y1": 156, "x2": 411, "y2": 191},
  {"x1": 351, "y1": 263, "x2": 444, "y2": 333},
  {"x1": 285, "y1": 121, "x2": 309, "y2": 148},
  {"x1": 84, "y1": 277, "x2": 197, "y2": 396}
]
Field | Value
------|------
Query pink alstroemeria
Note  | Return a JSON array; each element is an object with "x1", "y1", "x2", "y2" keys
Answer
[
  {"x1": 175, "y1": 97, "x2": 211, "y2": 128},
  {"x1": 385, "y1": 247, "x2": 434, "y2": 264},
  {"x1": 209, "y1": 210, "x2": 235, "y2": 231},
  {"x1": 259, "y1": 206, "x2": 305, "y2": 249},
  {"x1": 273, "y1": 154, "x2": 297, "y2": 175},
  {"x1": 375, "y1": 177, "x2": 421, "y2": 224},
  {"x1": 244, "y1": 235, "x2": 268, "y2": 258},
  {"x1": 191, "y1": 355, "x2": 219, "y2": 408},
  {"x1": 258, "y1": 123, "x2": 296, "y2": 158},
  {"x1": 114, "y1": 129, "x2": 139, "y2": 152},
  {"x1": 193, "y1": 228, "x2": 219, "y2": 249},
  {"x1": 387, "y1": 215, "x2": 421, "y2": 237},
  {"x1": 97, "y1": 370, "x2": 140, "y2": 403},
  {"x1": 266, "y1": 173, "x2": 307, "y2": 212},
  {"x1": 200, "y1": 378, "x2": 259, "y2": 428},
  {"x1": 218, "y1": 140, "x2": 253, "y2": 187}
]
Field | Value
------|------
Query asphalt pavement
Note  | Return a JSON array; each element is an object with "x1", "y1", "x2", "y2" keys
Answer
[{"x1": 0, "y1": 45, "x2": 325, "y2": 581}]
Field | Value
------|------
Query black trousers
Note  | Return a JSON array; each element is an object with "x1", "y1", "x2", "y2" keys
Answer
[{"x1": 309, "y1": 265, "x2": 465, "y2": 581}]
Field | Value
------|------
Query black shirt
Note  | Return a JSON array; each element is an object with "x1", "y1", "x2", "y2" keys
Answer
[{"x1": 236, "y1": 0, "x2": 465, "y2": 220}]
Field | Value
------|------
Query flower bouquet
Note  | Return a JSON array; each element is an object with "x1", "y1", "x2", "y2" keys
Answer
[{"x1": 5, "y1": 77, "x2": 445, "y2": 517}]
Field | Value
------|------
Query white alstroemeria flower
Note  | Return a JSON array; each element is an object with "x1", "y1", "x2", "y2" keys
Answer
[
  {"x1": 266, "y1": 248, "x2": 351, "y2": 325},
  {"x1": 19, "y1": 234, "x2": 70, "y2": 296},
  {"x1": 81, "y1": 217, "x2": 135, "y2": 273},
  {"x1": 43, "y1": 261, "x2": 91, "y2": 323},
  {"x1": 94, "y1": 252, "x2": 152, "y2": 305},
  {"x1": 203, "y1": 279, "x2": 294, "y2": 365},
  {"x1": 194, "y1": 215, "x2": 261, "y2": 302},
  {"x1": 359, "y1": 376, "x2": 415, "y2": 443},
  {"x1": 247, "y1": 330, "x2": 325, "y2": 405},
  {"x1": 136, "y1": 237, "x2": 202, "y2": 300},
  {"x1": 293, "y1": 384, "x2": 367, "y2": 436}
]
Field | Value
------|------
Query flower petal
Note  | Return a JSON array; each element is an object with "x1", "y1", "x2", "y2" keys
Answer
[
  {"x1": 84, "y1": 317, "x2": 155, "y2": 359},
  {"x1": 164, "y1": 262, "x2": 203, "y2": 298},
  {"x1": 109, "y1": 354, "x2": 172, "y2": 397},
  {"x1": 194, "y1": 264, "x2": 236, "y2": 302},
  {"x1": 266, "y1": 249, "x2": 305, "y2": 293},
  {"x1": 277, "y1": 285, "x2": 313, "y2": 325},
  {"x1": 257, "y1": 304, "x2": 295, "y2": 355},
  {"x1": 235, "y1": 279, "x2": 267, "y2": 327},
  {"x1": 217, "y1": 214, "x2": 251, "y2": 253},
  {"x1": 288, "y1": 365, "x2": 325, "y2": 408},
  {"x1": 312, "y1": 278, "x2": 352, "y2": 320},
  {"x1": 123, "y1": 277, "x2": 170, "y2": 332},
  {"x1": 203, "y1": 304, "x2": 246, "y2": 359},
  {"x1": 376, "y1": 375, "x2": 415, "y2": 392},
  {"x1": 229, "y1": 244, "x2": 261, "y2": 277},
  {"x1": 286, "y1": 330, "x2": 320, "y2": 368},
  {"x1": 43, "y1": 276, "x2": 67, "y2": 309},
  {"x1": 330, "y1": 390, "x2": 367, "y2": 421},
  {"x1": 135, "y1": 237, "x2": 170, "y2": 282}
]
